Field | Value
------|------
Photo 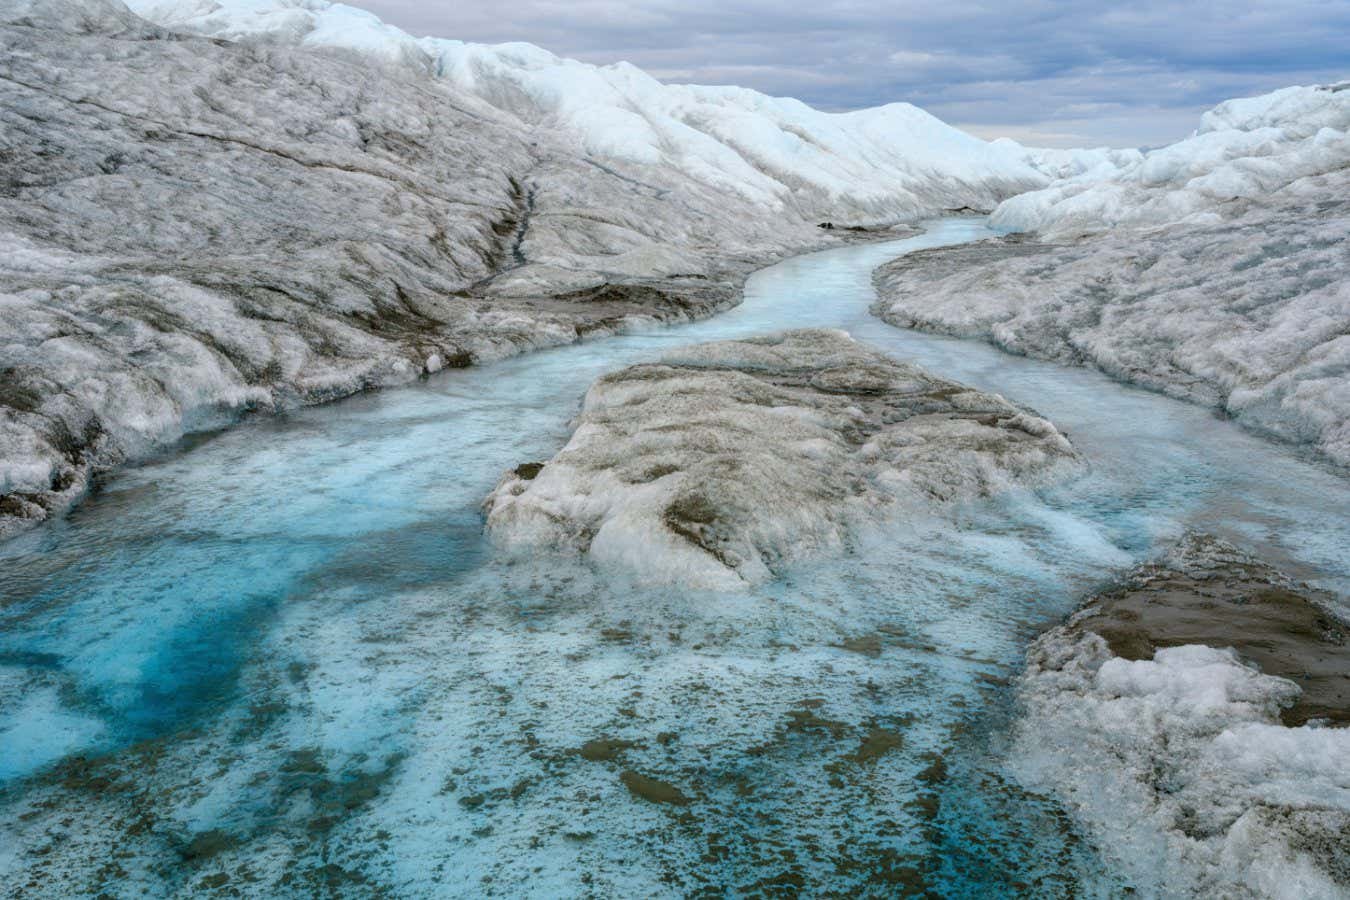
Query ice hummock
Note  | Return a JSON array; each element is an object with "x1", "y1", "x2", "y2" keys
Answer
[
  {"x1": 1009, "y1": 535, "x2": 1350, "y2": 898},
  {"x1": 484, "y1": 329, "x2": 1082, "y2": 587}
]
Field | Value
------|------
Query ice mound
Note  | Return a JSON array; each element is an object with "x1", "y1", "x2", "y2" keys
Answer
[
  {"x1": 123, "y1": 0, "x2": 1053, "y2": 222},
  {"x1": 992, "y1": 83, "x2": 1350, "y2": 237},
  {"x1": 484, "y1": 329, "x2": 1081, "y2": 587},
  {"x1": 1010, "y1": 534, "x2": 1350, "y2": 897}
]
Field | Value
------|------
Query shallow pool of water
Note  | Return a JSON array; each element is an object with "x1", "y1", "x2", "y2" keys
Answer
[{"x1": 2, "y1": 218, "x2": 1347, "y2": 895}]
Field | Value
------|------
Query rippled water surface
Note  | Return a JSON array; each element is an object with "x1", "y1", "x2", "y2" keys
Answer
[{"x1": 3, "y1": 219, "x2": 1347, "y2": 895}]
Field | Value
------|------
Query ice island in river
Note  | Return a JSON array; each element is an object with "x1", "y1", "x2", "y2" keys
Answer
[{"x1": 1, "y1": 0, "x2": 1348, "y2": 897}]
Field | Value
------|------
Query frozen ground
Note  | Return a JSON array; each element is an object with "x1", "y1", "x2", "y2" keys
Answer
[
  {"x1": 486, "y1": 328, "x2": 1080, "y2": 587},
  {"x1": 1011, "y1": 534, "x2": 1350, "y2": 898},
  {"x1": 3, "y1": 220, "x2": 1348, "y2": 897},
  {"x1": 873, "y1": 85, "x2": 1350, "y2": 466}
]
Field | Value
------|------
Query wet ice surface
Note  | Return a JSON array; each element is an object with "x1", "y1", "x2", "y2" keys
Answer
[{"x1": 2, "y1": 219, "x2": 1348, "y2": 896}]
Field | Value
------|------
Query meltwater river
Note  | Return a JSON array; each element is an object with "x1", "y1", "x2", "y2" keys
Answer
[{"x1": 2, "y1": 218, "x2": 1347, "y2": 896}]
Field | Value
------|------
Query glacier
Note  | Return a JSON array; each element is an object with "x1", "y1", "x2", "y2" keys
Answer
[
  {"x1": 0, "y1": 0, "x2": 1068, "y2": 539},
  {"x1": 1, "y1": 0, "x2": 1348, "y2": 896},
  {"x1": 122, "y1": 0, "x2": 1064, "y2": 220},
  {"x1": 2, "y1": 215, "x2": 1348, "y2": 895}
]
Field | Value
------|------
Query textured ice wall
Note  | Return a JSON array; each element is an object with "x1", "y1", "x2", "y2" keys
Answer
[
  {"x1": 0, "y1": 0, "x2": 856, "y2": 538},
  {"x1": 485, "y1": 329, "x2": 1081, "y2": 587},
  {"x1": 123, "y1": 0, "x2": 1059, "y2": 222},
  {"x1": 876, "y1": 82, "x2": 1350, "y2": 465}
]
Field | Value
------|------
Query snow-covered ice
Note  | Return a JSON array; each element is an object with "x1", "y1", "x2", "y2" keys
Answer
[
  {"x1": 0, "y1": 0, "x2": 838, "y2": 538},
  {"x1": 0, "y1": 0, "x2": 1059, "y2": 539},
  {"x1": 873, "y1": 85, "x2": 1350, "y2": 466},
  {"x1": 992, "y1": 83, "x2": 1350, "y2": 238}
]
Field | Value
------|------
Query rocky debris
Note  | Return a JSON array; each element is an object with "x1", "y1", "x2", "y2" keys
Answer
[
  {"x1": 484, "y1": 329, "x2": 1082, "y2": 587},
  {"x1": 872, "y1": 183, "x2": 1350, "y2": 466},
  {"x1": 1010, "y1": 534, "x2": 1350, "y2": 897}
]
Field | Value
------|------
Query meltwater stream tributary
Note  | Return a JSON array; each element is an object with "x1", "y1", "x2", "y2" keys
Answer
[{"x1": 2, "y1": 218, "x2": 1348, "y2": 896}]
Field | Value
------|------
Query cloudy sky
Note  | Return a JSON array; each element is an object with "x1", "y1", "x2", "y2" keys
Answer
[{"x1": 357, "y1": 0, "x2": 1348, "y2": 147}]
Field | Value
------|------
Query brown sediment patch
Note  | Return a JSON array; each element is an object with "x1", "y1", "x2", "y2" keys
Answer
[
  {"x1": 839, "y1": 633, "x2": 883, "y2": 657},
  {"x1": 848, "y1": 728, "x2": 904, "y2": 764},
  {"x1": 512, "y1": 462, "x2": 544, "y2": 480},
  {"x1": 784, "y1": 707, "x2": 850, "y2": 739},
  {"x1": 180, "y1": 829, "x2": 239, "y2": 862},
  {"x1": 1073, "y1": 534, "x2": 1348, "y2": 726},
  {"x1": 619, "y1": 770, "x2": 691, "y2": 806},
  {"x1": 915, "y1": 753, "x2": 947, "y2": 786},
  {"x1": 578, "y1": 738, "x2": 638, "y2": 762}
]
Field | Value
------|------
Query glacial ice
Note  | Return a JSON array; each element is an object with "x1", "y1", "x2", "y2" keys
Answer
[
  {"x1": 1011, "y1": 535, "x2": 1350, "y2": 898},
  {"x1": 991, "y1": 83, "x2": 1350, "y2": 237},
  {"x1": 873, "y1": 82, "x2": 1350, "y2": 467},
  {"x1": 3, "y1": 218, "x2": 1349, "y2": 896},
  {"x1": 875, "y1": 184, "x2": 1350, "y2": 466},
  {"x1": 121, "y1": 0, "x2": 1064, "y2": 222},
  {"x1": 484, "y1": 329, "x2": 1081, "y2": 587},
  {"x1": 1, "y1": 0, "x2": 1069, "y2": 539},
  {"x1": 2, "y1": 2, "x2": 1348, "y2": 896},
  {"x1": 0, "y1": 0, "x2": 832, "y2": 537}
]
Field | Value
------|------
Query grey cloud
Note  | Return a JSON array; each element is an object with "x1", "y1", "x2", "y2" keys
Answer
[{"x1": 360, "y1": 0, "x2": 1350, "y2": 146}]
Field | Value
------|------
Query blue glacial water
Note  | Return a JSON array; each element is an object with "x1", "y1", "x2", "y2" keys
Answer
[{"x1": 2, "y1": 218, "x2": 1347, "y2": 896}]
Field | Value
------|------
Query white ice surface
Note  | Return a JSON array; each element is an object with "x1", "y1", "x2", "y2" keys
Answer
[
  {"x1": 874, "y1": 178, "x2": 1350, "y2": 466},
  {"x1": 484, "y1": 329, "x2": 1081, "y2": 588},
  {"x1": 1013, "y1": 632, "x2": 1350, "y2": 899},
  {"x1": 992, "y1": 83, "x2": 1350, "y2": 237}
]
